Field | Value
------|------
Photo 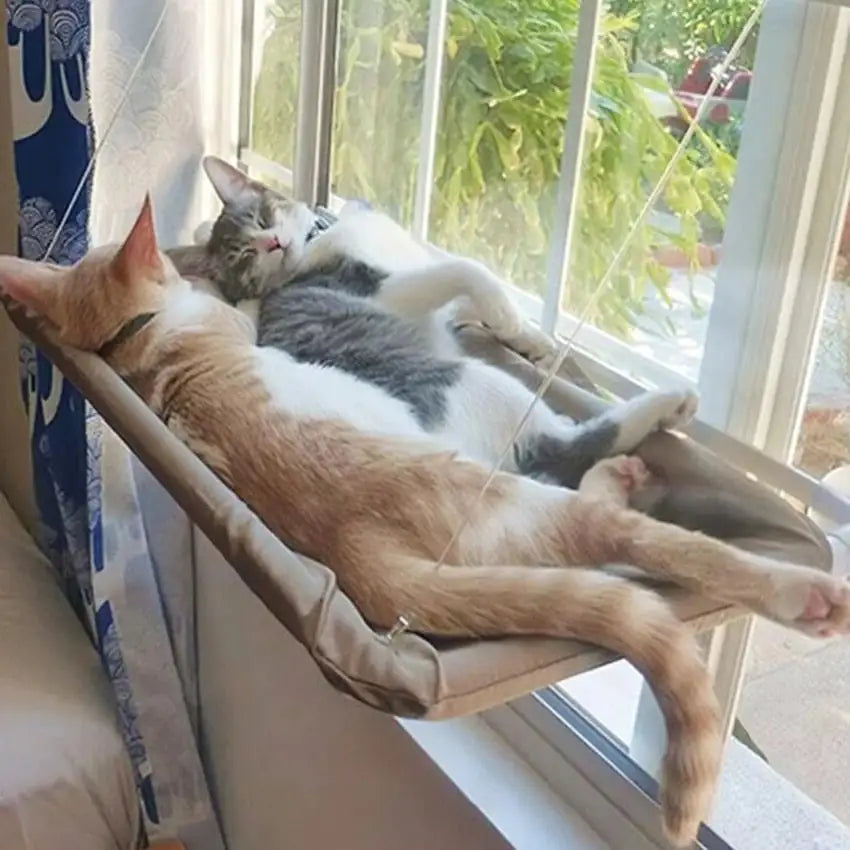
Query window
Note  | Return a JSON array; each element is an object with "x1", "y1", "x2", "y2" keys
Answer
[
  {"x1": 735, "y1": 186, "x2": 850, "y2": 828},
  {"x1": 237, "y1": 0, "x2": 850, "y2": 846},
  {"x1": 564, "y1": 0, "x2": 758, "y2": 383}
]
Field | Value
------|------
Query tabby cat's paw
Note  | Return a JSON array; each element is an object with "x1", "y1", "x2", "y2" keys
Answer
[
  {"x1": 453, "y1": 261, "x2": 525, "y2": 338},
  {"x1": 657, "y1": 389, "x2": 699, "y2": 431},
  {"x1": 503, "y1": 321, "x2": 559, "y2": 366},
  {"x1": 478, "y1": 295, "x2": 524, "y2": 339},
  {"x1": 766, "y1": 568, "x2": 850, "y2": 637}
]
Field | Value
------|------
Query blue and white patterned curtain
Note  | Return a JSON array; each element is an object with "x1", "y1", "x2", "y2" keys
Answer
[
  {"x1": 8, "y1": 0, "x2": 94, "y2": 622},
  {"x1": 7, "y1": 2, "x2": 223, "y2": 847}
]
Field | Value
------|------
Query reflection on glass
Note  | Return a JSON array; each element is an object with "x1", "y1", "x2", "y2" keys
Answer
[{"x1": 557, "y1": 661, "x2": 647, "y2": 757}]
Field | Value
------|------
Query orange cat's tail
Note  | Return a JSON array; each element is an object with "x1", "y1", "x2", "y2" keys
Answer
[{"x1": 372, "y1": 560, "x2": 721, "y2": 847}]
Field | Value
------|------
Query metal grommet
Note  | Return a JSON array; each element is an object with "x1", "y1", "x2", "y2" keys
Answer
[{"x1": 381, "y1": 615, "x2": 411, "y2": 644}]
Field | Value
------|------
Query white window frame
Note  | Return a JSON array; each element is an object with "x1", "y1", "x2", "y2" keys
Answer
[
  {"x1": 694, "y1": 0, "x2": 850, "y2": 746},
  {"x1": 233, "y1": 0, "x2": 850, "y2": 845}
]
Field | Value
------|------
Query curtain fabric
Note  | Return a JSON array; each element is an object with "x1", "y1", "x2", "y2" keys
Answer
[{"x1": 7, "y1": 1, "x2": 223, "y2": 846}]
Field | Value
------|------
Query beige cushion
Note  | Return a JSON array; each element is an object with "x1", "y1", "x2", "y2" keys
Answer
[
  {"x1": 0, "y1": 492, "x2": 138, "y2": 850},
  {"x1": 5, "y1": 304, "x2": 830, "y2": 720}
]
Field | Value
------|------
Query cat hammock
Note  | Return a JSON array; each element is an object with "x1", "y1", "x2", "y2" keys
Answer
[{"x1": 5, "y1": 301, "x2": 831, "y2": 719}]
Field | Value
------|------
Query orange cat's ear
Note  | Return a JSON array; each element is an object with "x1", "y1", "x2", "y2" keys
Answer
[
  {"x1": 0, "y1": 256, "x2": 64, "y2": 316},
  {"x1": 203, "y1": 155, "x2": 251, "y2": 205},
  {"x1": 111, "y1": 194, "x2": 164, "y2": 284}
]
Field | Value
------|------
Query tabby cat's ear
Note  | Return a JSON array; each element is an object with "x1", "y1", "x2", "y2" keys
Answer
[
  {"x1": 0, "y1": 256, "x2": 64, "y2": 316},
  {"x1": 203, "y1": 155, "x2": 252, "y2": 205},
  {"x1": 111, "y1": 194, "x2": 165, "y2": 284}
]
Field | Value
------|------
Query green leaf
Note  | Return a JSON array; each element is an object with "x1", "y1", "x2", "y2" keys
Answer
[
  {"x1": 485, "y1": 124, "x2": 521, "y2": 172},
  {"x1": 391, "y1": 40, "x2": 424, "y2": 60},
  {"x1": 629, "y1": 72, "x2": 672, "y2": 94}
]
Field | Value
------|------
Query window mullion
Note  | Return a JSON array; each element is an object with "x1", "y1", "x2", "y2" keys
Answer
[
  {"x1": 698, "y1": 1, "x2": 846, "y2": 445},
  {"x1": 412, "y1": 0, "x2": 449, "y2": 241},
  {"x1": 540, "y1": 0, "x2": 602, "y2": 334},
  {"x1": 761, "y1": 31, "x2": 850, "y2": 462},
  {"x1": 293, "y1": 0, "x2": 341, "y2": 207}
]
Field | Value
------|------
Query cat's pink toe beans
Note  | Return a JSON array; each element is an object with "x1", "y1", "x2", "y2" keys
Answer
[
  {"x1": 796, "y1": 580, "x2": 850, "y2": 635},
  {"x1": 622, "y1": 457, "x2": 650, "y2": 491},
  {"x1": 599, "y1": 456, "x2": 649, "y2": 491},
  {"x1": 763, "y1": 563, "x2": 850, "y2": 636},
  {"x1": 803, "y1": 587, "x2": 832, "y2": 620}
]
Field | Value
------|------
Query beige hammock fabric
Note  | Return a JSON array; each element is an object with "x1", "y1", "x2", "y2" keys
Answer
[{"x1": 6, "y1": 305, "x2": 831, "y2": 720}]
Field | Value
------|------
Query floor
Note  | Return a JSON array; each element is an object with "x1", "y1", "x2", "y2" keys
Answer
[
  {"x1": 712, "y1": 736, "x2": 850, "y2": 850},
  {"x1": 739, "y1": 621, "x2": 850, "y2": 827}
]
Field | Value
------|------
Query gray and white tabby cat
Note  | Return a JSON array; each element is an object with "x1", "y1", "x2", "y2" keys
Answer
[{"x1": 168, "y1": 156, "x2": 698, "y2": 488}]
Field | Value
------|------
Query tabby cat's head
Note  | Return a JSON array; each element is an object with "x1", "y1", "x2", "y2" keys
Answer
[{"x1": 203, "y1": 156, "x2": 317, "y2": 302}]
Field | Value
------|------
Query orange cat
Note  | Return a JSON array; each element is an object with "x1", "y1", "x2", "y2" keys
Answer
[{"x1": 2, "y1": 197, "x2": 848, "y2": 846}]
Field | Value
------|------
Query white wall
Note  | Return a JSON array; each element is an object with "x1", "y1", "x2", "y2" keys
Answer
[{"x1": 195, "y1": 531, "x2": 511, "y2": 850}]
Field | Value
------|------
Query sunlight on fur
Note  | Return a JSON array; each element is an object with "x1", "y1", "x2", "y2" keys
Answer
[
  {"x1": 0, "y1": 2, "x2": 829, "y2": 843},
  {"x1": 0, "y1": 193, "x2": 849, "y2": 846}
]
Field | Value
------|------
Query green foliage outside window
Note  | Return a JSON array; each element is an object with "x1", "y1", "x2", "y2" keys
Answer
[{"x1": 252, "y1": 0, "x2": 750, "y2": 336}]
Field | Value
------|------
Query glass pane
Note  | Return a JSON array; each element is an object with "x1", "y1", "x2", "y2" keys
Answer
[
  {"x1": 557, "y1": 660, "x2": 646, "y2": 752},
  {"x1": 564, "y1": 0, "x2": 758, "y2": 382},
  {"x1": 330, "y1": 0, "x2": 429, "y2": 227},
  {"x1": 426, "y1": 0, "x2": 576, "y2": 298},
  {"x1": 794, "y1": 211, "x2": 850, "y2": 484},
  {"x1": 250, "y1": 0, "x2": 302, "y2": 169},
  {"x1": 733, "y1": 194, "x2": 850, "y2": 829},
  {"x1": 247, "y1": 159, "x2": 295, "y2": 195}
]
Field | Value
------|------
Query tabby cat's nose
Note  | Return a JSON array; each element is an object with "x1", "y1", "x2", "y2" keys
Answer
[{"x1": 257, "y1": 234, "x2": 282, "y2": 253}]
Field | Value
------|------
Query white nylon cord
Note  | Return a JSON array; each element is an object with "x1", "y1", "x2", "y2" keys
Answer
[{"x1": 384, "y1": 0, "x2": 766, "y2": 641}]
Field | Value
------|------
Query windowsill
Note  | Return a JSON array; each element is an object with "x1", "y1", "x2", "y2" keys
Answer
[
  {"x1": 401, "y1": 702, "x2": 850, "y2": 850},
  {"x1": 398, "y1": 714, "x2": 612, "y2": 850}
]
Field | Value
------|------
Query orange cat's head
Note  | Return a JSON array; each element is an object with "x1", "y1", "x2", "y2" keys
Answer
[{"x1": 0, "y1": 195, "x2": 182, "y2": 351}]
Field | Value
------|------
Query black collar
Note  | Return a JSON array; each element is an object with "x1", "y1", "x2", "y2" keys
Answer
[
  {"x1": 98, "y1": 311, "x2": 158, "y2": 359},
  {"x1": 306, "y1": 206, "x2": 337, "y2": 243}
]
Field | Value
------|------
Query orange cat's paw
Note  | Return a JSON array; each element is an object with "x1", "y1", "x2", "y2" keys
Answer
[
  {"x1": 603, "y1": 455, "x2": 651, "y2": 491},
  {"x1": 580, "y1": 455, "x2": 651, "y2": 502},
  {"x1": 767, "y1": 569, "x2": 850, "y2": 637}
]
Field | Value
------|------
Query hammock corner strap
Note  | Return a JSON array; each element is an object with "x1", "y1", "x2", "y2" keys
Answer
[{"x1": 6, "y1": 302, "x2": 832, "y2": 720}]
